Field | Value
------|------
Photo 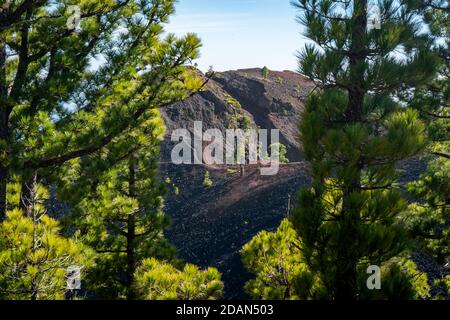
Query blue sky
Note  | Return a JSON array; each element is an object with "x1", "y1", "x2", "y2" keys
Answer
[{"x1": 165, "y1": 0, "x2": 306, "y2": 72}]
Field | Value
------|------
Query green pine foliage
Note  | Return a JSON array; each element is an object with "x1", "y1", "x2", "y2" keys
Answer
[
  {"x1": 0, "y1": 0, "x2": 221, "y2": 300},
  {"x1": 289, "y1": 0, "x2": 438, "y2": 299},
  {"x1": 203, "y1": 170, "x2": 213, "y2": 188},
  {"x1": 262, "y1": 66, "x2": 270, "y2": 79},
  {"x1": 406, "y1": 159, "x2": 449, "y2": 264},
  {"x1": 57, "y1": 110, "x2": 223, "y2": 300},
  {"x1": 0, "y1": 180, "x2": 91, "y2": 300},
  {"x1": 269, "y1": 143, "x2": 289, "y2": 163},
  {"x1": 57, "y1": 114, "x2": 177, "y2": 300},
  {"x1": 359, "y1": 257, "x2": 430, "y2": 300},
  {"x1": 402, "y1": 0, "x2": 449, "y2": 298},
  {"x1": 242, "y1": 219, "x2": 431, "y2": 300},
  {"x1": 0, "y1": 0, "x2": 203, "y2": 220},
  {"x1": 434, "y1": 275, "x2": 450, "y2": 299},
  {"x1": 405, "y1": 157, "x2": 449, "y2": 298},
  {"x1": 241, "y1": 219, "x2": 324, "y2": 300},
  {"x1": 405, "y1": 1, "x2": 448, "y2": 158},
  {"x1": 134, "y1": 258, "x2": 223, "y2": 300}
]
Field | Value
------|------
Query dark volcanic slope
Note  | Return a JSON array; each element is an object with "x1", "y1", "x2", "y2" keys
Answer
[
  {"x1": 162, "y1": 164, "x2": 310, "y2": 299},
  {"x1": 213, "y1": 69, "x2": 314, "y2": 161},
  {"x1": 161, "y1": 68, "x2": 315, "y2": 162},
  {"x1": 160, "y1": 68, "x2": 314, "y2": 298}
]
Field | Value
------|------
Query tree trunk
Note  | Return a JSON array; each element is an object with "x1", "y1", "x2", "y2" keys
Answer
[
  {"x1": 0, "y1": 16, "x2": 9, "y2": 221},
  {"x1": 20, "y1": 174, "x2": 35, "y2": 213},
  {"x1": 126, "y1": 214, "x2": 136, "y2": 300},
  {"x1": 336, "y1": 185, "x2": 360, "y2": 300},
  {"x1": 335, "y1": 0, "x2": 367, "y2": 301},
  {"x1": 126, "y1": 155, "x2": 137, "y2": 300},
  {"x1": 0, "y1": 165, "x2": 6, "y2": 221},
  {"x1": 29, "y1": 175, "x2": 39, "y2": 300}
]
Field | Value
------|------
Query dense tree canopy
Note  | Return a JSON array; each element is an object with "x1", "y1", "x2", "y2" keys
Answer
[
  {"x1": 289, "y1": 0, "x2": 438, "y2": 299},
  {"x1": 241, "y1": 219, "x2": 323, "y2": 300},
  {"x1": 402, "y1": 0, "x2": 449, "y2": 298},
  {"x1": 0, "y1": 0, "x2": 223, "y2": 301},
  {"x1": 134, "y1": 258, "x2": 223, "y2": 300},
  {"x1": 0, "y1": 0, "x2": 204, "y2": 219}
]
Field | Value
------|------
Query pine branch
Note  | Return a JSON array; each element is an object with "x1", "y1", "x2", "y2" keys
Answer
[
  {"x1": 361, "y1": 184, "x2": 394, "y2": 190},
  {"x1": 0, "y1": 0, "x2": 132, "y2": 31},
  {"x1": 422, "y1": 110, "x2": 450, "y2": 119},
  {"x1": 432, "y1": 152, "x2": 450, "y2": 159}
]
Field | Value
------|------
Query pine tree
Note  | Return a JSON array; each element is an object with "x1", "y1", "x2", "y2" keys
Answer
[
  {"x1": 57, "y1": 113, "x2": 176, "y2": 300},
  {"x1": 134, "y1": 258, "x2": 223, "y2": 300},
  {"x1": 241, "y1": 220, "x2": 430, "y2": 300},
  {"x1": 262, "y1": 66, "x2": 270, "y2": 79},
  {"x1": 404, "y1": 1, "x2": 448, "y2": 160},
  {"x1": 58, "y1": 112, "x2": 224, "y2": 300},
  {"x1": 402, "y1": 0, "x2": 449, "y2": 298},
  {"x1": 291, "y1": 0, "x2": 438, "y2": 299},
  {"x1": 0, "y1": 177, "x2": 91, "y2": 300},
  {"x1": 241, "y1": 219, "x2": 323, "y2": 300},
  {"x1": 0, "y1": 0, "x2": 203, "y2": 220},
  {"x1": 203, "y1": 170, "x2": 213, "y2": 188},
  {"x1": 269, "y1": 143, "x2": 289, "y2": 163}
]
